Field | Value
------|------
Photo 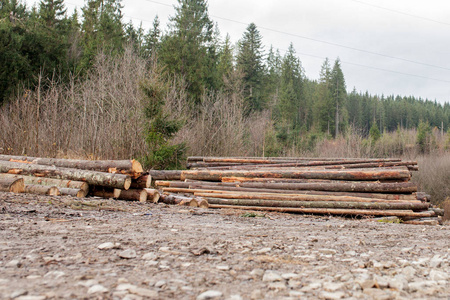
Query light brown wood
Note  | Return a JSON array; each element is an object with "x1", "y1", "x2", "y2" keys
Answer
[
  {"x1": 144, "y1": 188, "x2": 160, "y2": 203},
  {"x1": 159, "y1": 194, "x2": 198, "y2": 207},
  {"x1": 59, "y1": 188, "x2": 87, "y2": 198},
  {"x1": 0, "y1": 174, "x2": 89, "y2": 193},
  {"x1": 24, "y1": 184, "x2": 60, "y2": 196},
  {"x1": 115, "y1": 189, "x2": 148, "y2": 202},
  {"x1": 0, "y1": 160, "x2": 131, "y2": 190},
  {"x1": 149, "y1": 170, "x2": 182, "y2": 181},
  {"x1": 0, "y1": 177, "x2": 24, "y2": 193}
]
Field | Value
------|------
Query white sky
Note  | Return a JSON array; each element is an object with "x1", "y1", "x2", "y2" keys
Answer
[{"x1": 23, "y1": 0, "x2": 450, "y2": 104}]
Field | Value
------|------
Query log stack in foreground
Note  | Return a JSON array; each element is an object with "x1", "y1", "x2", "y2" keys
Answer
[
  {"x1": 152, "y1": 156, "x2": 442, "y2": 223},
  {"x1": 0, "y1": 155, "x2": 152, "y2": 202}
]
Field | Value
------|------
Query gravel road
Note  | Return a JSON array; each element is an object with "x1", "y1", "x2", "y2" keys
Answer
[{"x1": 0, "y1": 192, "x2": 449, "y2": 300}]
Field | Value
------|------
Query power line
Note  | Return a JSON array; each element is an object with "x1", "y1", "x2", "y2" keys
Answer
[
  {"x1": 143, "y1": 0, "x2": 450, "y2": 72},
  {"x1": 349, "y1": 0, "x2": 450, "y2": 27}
]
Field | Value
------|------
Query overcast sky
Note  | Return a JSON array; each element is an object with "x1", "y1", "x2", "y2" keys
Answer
[{"x1": 24, "y1": 0, "x2": 450, "y2": 104}]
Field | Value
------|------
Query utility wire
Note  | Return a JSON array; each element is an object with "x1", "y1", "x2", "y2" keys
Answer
[
  {"x1": 349, "y1": 0, "x2": 450, "y2": 27},
  {"x1": 143, "y1": 0, "x2": 450, "y2": 72}
]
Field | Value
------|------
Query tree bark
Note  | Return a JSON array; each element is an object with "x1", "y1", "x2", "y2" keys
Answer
[
  {"x1": 443, "y1": 198, "x2": 450, "y2": 222},
  {"x1": 24, "y1": 184, "x2": 60, "y2": 196},
  {"x1": 180, "y1": 169, "x2": 411, "y2": 182},
  {"x1": 115, "y1": 189, "x2": 148, "y2": 202},
  {"x1": 0, "y1": 174, "x2": 89, "y2": 194},
  {"x1": 149, "y1": 170, "x2": 182, "y2": 181},
  {"x1": 89, "y1": 187, "x2": 121, "y2": 199},
  {"x1": 204, "y1": 197, "x2": 429, "y2": 211},
  {"x1": 159, "y1": 194, "x2": 198, "y2": 207},
  {"x1": 59, "y1": 188, "x2": 87, "y2": 198},
  {"x1": 144, "y1": 188, "x2": 160, "y2": 203},
  {"x1": 0, "y1": 155, "x2": 143, "y2": 176},
  {"x1": 0, "y1": 160, "x2": 131, "y2": 189},
  {"x1": 208, "y1": 205, "x2": 435, "y2": 218},
  {"x1": 0, "y1": 177, "x2": 24, "y2": 193}
]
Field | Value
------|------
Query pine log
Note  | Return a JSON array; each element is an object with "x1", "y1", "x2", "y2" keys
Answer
[
  {"x1": 188, "y1": 184, "x2": 418, "y2": 201},
  {"x1": 154, "y1": 180, "x2": 180, "y2": 187},
  {"x1": 89, "y1": 187, "x2": 121, "y2": 199},
  {"x1": 24, "y1": 184, "x2": 60, "y2": 196},
  {"x1": 416, "y1": 192, "x2": 431, "y2": 202},
  {"x1": 0, "y1": 177, "x2": 24, "y2": 193},
  {"x1": 0, "y1": 160, "x2": 131, "y2": 189},
  {"x1": 204, "y1": 197, "x2": 429, "y2": 211},
  {"x1": 131, "y1": 175, "x2": 152, "y2": 189},
  {"x1": 200, "y1": 157, "x2": 402, "y2": 164},
  {"x1": 187, "y1": 156, "x2": 402, "y2": 163},
  {"x1": 443, "y1": 198, "x2": 450, "y2": 222},
  {"x1": 0, "y1": 155, "x2": 143, "y2": 176},
  {"x1": 159, "y1": 194, "x2": 198, "y2": 207},
  {"x1": 208, "y1": 205, "x2": 435, "y2": 217},
  {"x1": 0, "y1": 174, "x2": 89, "y2": 193},
  {"x1": 219, "y1": 181, "x2": 418, "y2": 193},
  {"x1": 144, "y1": 188, "x2": 160, "y2": 203},
  {"x1": 59, "y1": 188, "x2": 87, "y2": 198},
  {"x1": 180, "y1": 169, "x2": 411, "y2": 182},
  {"x1": 194, "y1": 197, "x2": 209, "y2": 208},
  {"x1": 149, "y1": 170, "x2": 182, "y2": 181},
  {"x1": 115, "y1": 189, "x2": 148, "y2": 202}
]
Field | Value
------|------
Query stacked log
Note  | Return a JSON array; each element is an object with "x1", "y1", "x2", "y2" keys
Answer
[
  {"x1": 154, "y1": 156, "x2": 439, "y2": 222},
  {"x1": 0, "y1": 155, "x2": 149, "y2": 202}
]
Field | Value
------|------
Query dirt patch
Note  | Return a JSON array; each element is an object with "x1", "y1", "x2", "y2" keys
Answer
[{"x1": 0, "y1": 192, "x2": 449, "y2": 299}]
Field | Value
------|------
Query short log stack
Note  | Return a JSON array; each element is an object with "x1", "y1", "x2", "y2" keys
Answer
[
  {"x1": 0, "y1": 154, "x2": 158, "y2": 202},
  {"x1": 153, "y1": 156, "x2": 441, "y2": 222}
]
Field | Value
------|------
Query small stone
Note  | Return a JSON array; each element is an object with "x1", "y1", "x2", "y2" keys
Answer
[
  {"x1": 255, "y1": 247, "x2": 272, "y2": 254},
  {"x1": 250, "y1": 290, "x2": 262, "y2": 300},
  {"x1": 216, "y1": 265, "x2": 230, "y2": 271},
  {"x1": 123, "y1": 294, "x2": 143, "y2": 300},
  {"x1": 324, "y1": 282, "x2": 344, "y2": 292},
  {"x1": 129, "y1": 286, "x2": 158, "y2": 298},
  {"x1": 402, "y1": 266, "x2": 416, "y2": 280},
  {"x1": 116, "y1": 283, "x2": 137, "y2": 291},
  {"x1": 196, "y1": 290, "x2": 223, "y2": 300},
  {"x1": 142, "y1": 252, "x2": 157, "y2": 260},
  {"x1": 288, "y1": 280, "x2": 302, "y2": 288},
  {"x1": 10, "y1": 290, "x2": 28, "y2": 299},
  {"x1": 373, "y1": 275, "x2": 389, "y2": 289},
  {"x1": 268, "y1": 282, "x2": 286, "y2": 290},
  {"x1": 98, "y1": 242, "x2": 115, "y2": 250},
  {"x1": 345, "y1": 251, "x2": 356, "y2": 256},
  {"x1": 250, "y1": 268, "x2": 264, "y2": 278},
  {"x1": 155, "y1": 280, "x2": 166, "y2": 288},
  {"x1": 358, "y1": 280, "x2": 376, "y2": 290},
  {"x1": 227, "y1": 295, "x2": 243, "y2": 300},
  {"x1": 119, "y1": 249, "x2": 137, "y2": 259},
  {"x1": 408, "y1": 281, "x2": 437, "y2": 292},
  {"x1": 429, "y1": 270, "x2": 448, "y2": 281},
  {"x1": 289, "y1": 291, "x2": 304, "y2": 297},
  {"x1": 319, "y1": 249, "x2": 337, "y2": 255},
  {"x1": 320, "y1": 291, "x2": 345, "y2": 300},
  {"x1": 15, "y1": 296, "x2": 46, "y2": 300},
  {"x1": 6, "y1": 260, "x2": 21, "y2": 268},
  {"x1": 363, "y1": 288, "x2": 392, "y2": 300},
  {"x1": 281, "y1": 273, "x2": 299, "y2": 280},
  {"x1": 262, "y1": 270, "x2": 283, "y2": 282},
  {"x1": 44, "y1": 270, "x2": 65, "y2": 279},
  {"x1": 76, "y1": 279, "x2": 98, "y2": 287},
  {"x1": 429, "y1": 255, "x2": 443, "y2": 268},
  {"x1": 301, "y1": 282, "x2": 322, "y2": 292},
  {"x1": 389, "y1": 275, "x2": 408, "y2": 291},
  {"x1": 88, "y1": 284, "x2": 108, "y2": 294}
]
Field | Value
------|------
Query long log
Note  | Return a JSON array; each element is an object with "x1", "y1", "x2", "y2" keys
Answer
[
  {"x1": 0, "y1": 174, "x2": 89, "y2": 193},
  {"x1": 144, "y1": 188, "x2": 160, "y2": 203},
  {"x1": 188, "y1": 184, "x2": 418, "y2": 201},
  {"x1": 0, "y1": 155, "x2": 143, "y2": 175},
  {"x1": 59, "y1": 188, "x2": 87, "y2": 198},
  {"x1": 443, "y1": 198, "x2": 450, "y2": 222},
  {"x1": 24, "y1": 184, "x2": 60, "y2": 196},
  {"x1": 180, "y1": 169, "x2": 411, "y2": 182},
  {"x1": 149, "y1": 170, "x2": 182, "y2": 181},
  {"x1": 0, "y1": 160, "x2": 131, "y2": 189},
  {"x1": 130, "y1": 175, "x2": 152, "y2": 189},
  {"x1": 89, "y1": 187, "x2": 121, "y2": 199},
  {"x1": 159, "y1": 194, "x2": 198, "y2": 207},
  {"x1": 193, "y1": 157, "x2": 402, "y2": 164},
  {"x1": 115, "y1": 189, "x2": 148, "y2": 202},
  {"x1": 208, "y1": 205, "x2": 435, "y2": 217},
  {"x1": 0, "y1": 177, "x2": 24, "y2": 193},
  {"x1": 204, "y1": 197, "x2": 429, "y2": 211}
]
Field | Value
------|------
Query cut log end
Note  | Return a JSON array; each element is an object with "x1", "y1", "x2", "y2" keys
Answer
[
  {"x1": 124, "y1": 177, "x2": 132, "y2": 190},
  {"x1": 144, "y1": 188, "x2": 160, "y2": 203},
  {"x1": 131, "y1": 160, "x2": 144, "y2": 174},
  {"x1": 0, "y1": 177, "x2": 25, "y2": 193}
]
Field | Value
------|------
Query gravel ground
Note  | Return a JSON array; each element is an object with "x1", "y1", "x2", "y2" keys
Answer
[{"x1": 0, "y1": 191, "x2": 449, "y2": 300}]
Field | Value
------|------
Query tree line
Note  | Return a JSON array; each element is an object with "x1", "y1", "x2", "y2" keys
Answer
[{"x1": 1, "y1": 0, "x2": 449, "y2": 156}]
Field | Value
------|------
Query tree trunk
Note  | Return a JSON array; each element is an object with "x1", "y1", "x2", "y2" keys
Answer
[
  {"x1": 443, "y1": 198, "x2": 450, "y2": 222},
  {"x1": 0, "y1": 160, "x2": 131, "y2": 190},
  {"x1": 0, "y1": 177, "x2": 24, "y2": 193},
  {"x1": 89, "y1": 187, "x2": 121, "y2": 199},
  {"x1": 115, "y1": 189, "x2": 148, "y2": 202},
  {"x1": 0, "y1": 174, "x2": 89, "y2": 194},
  {"x1": 180, "y1": 169, "x2": 411, "y2": 182},
  {"x1": 59, "y1": 188, "x2": 87, "y2": 198},
  {"x1": 159, "y1": 194, "x2": 198, "y2": 207},
  {"x1": 208, "y1": 205, "x2": 435, "y2": 218},
  {"x1": 131, "y1": 175, "x2": 152, "y2": 189},
  {"x1": 0, "y1": 155, "x2": 143, "y2": 176},
  {"x1": 149, "y1": 170, "x2": 182, "y2": 181},
  {"x1": 188, "y1": 156, "x2": 401, "y2": 163},
  {"x1": 24, "y1": 184, "x2": 60, "y2": 196},
  {"x1": 144, "y1": 188, "x2": 160, "y2": 203},
  {"x1": 204, "y1": 197, "x2": 429, "y2": 211}
]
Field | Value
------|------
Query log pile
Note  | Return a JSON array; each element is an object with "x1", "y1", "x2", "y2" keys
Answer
[
  {"x1": 0, "y1": 155, "x2": 155, "y2": 202},
  {"x1": 153, "y1": 156, "x2": 441, "y2": 222}
]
